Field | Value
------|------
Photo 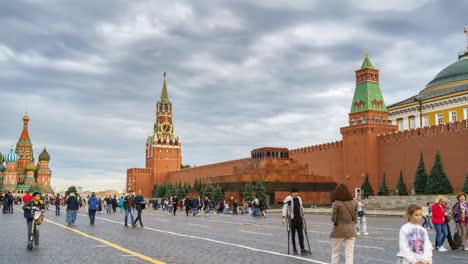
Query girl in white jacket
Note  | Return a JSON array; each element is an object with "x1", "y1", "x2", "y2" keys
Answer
[{"x1": 397, "y1": 204, "x2": 433, "y2": 264}]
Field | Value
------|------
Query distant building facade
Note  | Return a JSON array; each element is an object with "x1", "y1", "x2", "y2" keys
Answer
[
  {"x1": 128, "y1": 36, "x2": 468, "y2": 204},
  {"x1": 0, "y1": 114, "x2": 52, "y2": 195}
]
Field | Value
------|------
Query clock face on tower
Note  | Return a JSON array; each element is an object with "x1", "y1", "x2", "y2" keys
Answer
[{"x1": 161, "y1": 122, "x2": 173, "y2": 134}]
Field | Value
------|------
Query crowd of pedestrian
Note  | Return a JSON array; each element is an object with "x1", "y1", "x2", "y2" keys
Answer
[
  {"x1": 148, "y1": 195, "x2": 268, "y2": 218},
  {"x1": 3, "y1": 187, "x2": 468, "y2": 263}
]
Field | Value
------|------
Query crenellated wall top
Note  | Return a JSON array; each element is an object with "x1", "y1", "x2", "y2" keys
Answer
[
  {"x1": 377, "y1": 119, "x2": 468, "y2": 142},
  {"x1": 289, "y1": 141, "x2": 343, "y2": 155}
]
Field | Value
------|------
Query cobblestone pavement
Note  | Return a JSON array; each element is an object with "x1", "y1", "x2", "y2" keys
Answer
[{"x1": 1, "y1": 206, "x2": 467, "y2": 264}]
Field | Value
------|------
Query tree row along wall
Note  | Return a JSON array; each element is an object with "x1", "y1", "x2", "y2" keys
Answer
[
  {"x1": 289, "y1": 141, "x2": 344, "y2": 182},
  {"x1": 167, "y1": 157, "x2": 251, "y2": 185},
  {"x1": 377, "y1": 120, "x2": 468, "y2": 193}
]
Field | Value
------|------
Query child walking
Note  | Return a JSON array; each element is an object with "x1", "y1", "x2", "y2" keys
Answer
[{"x1": 397, "y1": 204, "x2": 433, "y2": 264}]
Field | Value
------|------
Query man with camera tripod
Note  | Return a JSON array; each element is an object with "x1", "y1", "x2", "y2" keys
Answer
[{"x1": 282, "y1": 187, "x2": 311, "y2": 256}]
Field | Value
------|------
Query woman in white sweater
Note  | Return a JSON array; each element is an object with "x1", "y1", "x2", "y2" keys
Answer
[{"x1": 397, "y1": 204, "x2": 433, "y2": 264}]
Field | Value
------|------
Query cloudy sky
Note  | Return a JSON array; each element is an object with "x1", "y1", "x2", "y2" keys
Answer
[{"x1": 1, "y1": 0, "x2": 467, "y2": 192}]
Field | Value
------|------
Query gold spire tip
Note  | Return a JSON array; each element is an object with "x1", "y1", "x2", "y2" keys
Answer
[{"x1": 364, "y1": 49, "x2": 368, "y2": 57}]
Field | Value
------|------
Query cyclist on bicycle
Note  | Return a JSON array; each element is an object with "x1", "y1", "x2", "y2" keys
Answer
[{"x1": 23, "y1": 192, "x2": 45, "y2": 250}]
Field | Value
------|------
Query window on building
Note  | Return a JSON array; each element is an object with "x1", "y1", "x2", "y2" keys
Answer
[
  {"x1": 397, "y1": 119, "x2": 403, "y2": 130},
  {"x1": 409, "y1": 117, "x2": 415, "y2": 129},
  {"x1": 372, "y1": 116, "x2": 376, "y2": 123},
  {"x1": 436, "y1": 113, "x2": 443, "y2": 125},
  {"x1": 465, "y1": 108, "x2": 468, "y2": 119},
  {"x1": 449, "y1": 111, "x2": 457, "y2": 122},
  {"x1": 361, "y1": 116, "x2": 366, "y2": 124},
  {"x1": 423, "y1": 116, "x2": 429, "y2": 127},
  {"x1": 381, "y1": 117, "x2": 385, "y2": 124}
]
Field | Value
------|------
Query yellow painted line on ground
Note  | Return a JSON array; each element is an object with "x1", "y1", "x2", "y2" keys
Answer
[{"x1": 30, "y1": 212, "x2": 165, "y2": 264}]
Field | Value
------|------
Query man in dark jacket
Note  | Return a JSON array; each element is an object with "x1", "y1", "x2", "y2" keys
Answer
[
  {"x1": 133, "y1": 190, "x2": 145, "y2": 228},
  {"x1": 191, "y1": 196, "x2": 199, "y2": 216},
  {"x1": 184, "y1": 197, "x2": 192, "y2": 216},
  {"x1": 23, "y1": 192, "x2": 45, "y2": 250},
  {"x1": 172, "y1": 195, "x2": 179, "y2": 216},
  {"x1": 124, "y1": 190, "x2": 135, "y2": 227},
  {"x1": 87, "y1": 193, "x2": 98, "y2": 226},
  {"x1": 65, "y1": 193, "x2": 79, "y2": 225},
  {"x1": 112, "y1": 195, "x2": 117, "y2": 213}
]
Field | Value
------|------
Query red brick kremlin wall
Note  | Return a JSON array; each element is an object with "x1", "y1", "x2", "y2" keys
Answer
[
  {"x1": 167, "y1": 157, "x2": 251, "y2": 186},
  {"x1": 377, "y1": 120, "x2": 468, "y2": 194},
  {"x1": 127, "y1": 168, "x2": 151, "y2": 195},
  {"x1": 289, "y1": 141, "x2": 344, "y2": 182}
]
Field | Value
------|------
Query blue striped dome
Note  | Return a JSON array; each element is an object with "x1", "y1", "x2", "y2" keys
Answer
[{"x1": 4, "y1": 148, "x2": 18, "y2": 163}]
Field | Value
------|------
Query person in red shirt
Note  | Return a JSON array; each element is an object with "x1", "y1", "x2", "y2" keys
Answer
[
  {"x1": 432, "y1": 195, "x2": 449, "y2": 252},
  {"x1": 23, "y1": 191, "x2": 33, "y2": 204}
]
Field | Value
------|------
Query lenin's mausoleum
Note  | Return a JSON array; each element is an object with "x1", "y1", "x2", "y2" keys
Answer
[{"x1": 128, "y1": 39, "x2": 468, "y2": 204}]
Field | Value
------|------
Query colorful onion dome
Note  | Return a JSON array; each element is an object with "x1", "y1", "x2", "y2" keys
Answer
[
  {"x1": 25, "y1": 162, "x2": 37, "y2": 171},
  {"x1": 4, "y1": 147, "x2": 19, "y2": 163},
  {"x1": 38, "y1": 146, "x2": 50, "y2": 161},
  {"x1": 0, "y1": 163, "x2": 5, "y2": 172}
]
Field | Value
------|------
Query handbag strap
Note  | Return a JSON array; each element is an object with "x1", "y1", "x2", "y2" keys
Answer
[{"x1": 342, "y1": 201, "x2": 355, "y2": 222}]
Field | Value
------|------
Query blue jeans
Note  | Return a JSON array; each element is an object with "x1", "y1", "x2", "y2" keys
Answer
[
  {"x1": 125, "y1": 208, "x2": 134, "y2": 225},
  {"x1": 66, "y1": 210, "x2": 77, "y2": 224},
  {"x1": 192, "y1": 207, "x2": 197, "y2": 216},
  {"x1": 55, "y1": 205, "x2": 60, "y2": 215},
  {"x1": 89, "y1": 209, "x2": 96, "y2": 225},
  {"x1": 252, "y1": 208, "x2": 258, "y2": 217},
  {"x1": 422, "y1": 216, "x2": 433, "y2": 229},
  {"x1": 434, "y1": 223, "x2": 448, "y2": 248}
]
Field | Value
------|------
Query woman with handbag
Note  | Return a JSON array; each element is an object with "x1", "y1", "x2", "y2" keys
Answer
[
  {"x1": 431, "y1": 195, "x2": 449, "y2": 252},
  {"x1": 330, "y1": 184, "x2": 357, "y2": 264},
  {"x1": 452, "y1": 192, "x2": 468, "y2": 250}
]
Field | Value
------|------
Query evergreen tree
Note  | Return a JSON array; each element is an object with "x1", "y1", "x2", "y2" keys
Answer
[
  {"x1": 378, "y1": 172, "x2": 389, "y2": 196},
  {"x1": 183, "y1": 182, "x2": 190, "y2": 196},
  {"x1": 158, "y1": 184, "x2": 167, "y2": 197},
  {"x1": 360, "y1": 174, "x2": 374, "y2": 197},
  {"x1": 194, "y1": 179, "x2": 203, "y2": 194},
  {"x1": 243, "y1": 182, "x2": 254, "y2": 202},
  {"x1": 203, "y1": 183, "x2": 214, "y2": 200},
  {"x1": 462, "y1": 171, "x2": 468, "y2": 193},
  {"x1": 395, "y1": 170, "x2": 408, "y2": 196},
  {"x1": 413, "y1": 151, "x2": 428, "y2": 194},
  {"x1": 65, "y1": 186, "x2": 78, "y2": 196},
  {"x1": 427, "y1": 150, "x2": 453, "y2": 194},
  {"x1": 213, "y1": 185, "x2": 224, "y2": 202},
  {"x1": 152, "y1": 185, "x2": 159, "y2": 198},
  {"x1": 254, "y1": 178, "x2": 268, "y2": 201}
]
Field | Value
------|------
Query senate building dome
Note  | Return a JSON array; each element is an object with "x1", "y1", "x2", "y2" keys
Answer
[{"x1": 387, "y1": 27, "x2": 468, "y2": 130}]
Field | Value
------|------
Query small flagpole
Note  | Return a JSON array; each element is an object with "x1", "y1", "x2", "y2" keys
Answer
[{"x1": 465, "y1": 25, "x2": 468, "y2": 51}]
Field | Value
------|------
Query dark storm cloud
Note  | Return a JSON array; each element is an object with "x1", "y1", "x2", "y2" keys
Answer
[{"x1": 0, "y1": 0, "x2": 466, "y2": 191}]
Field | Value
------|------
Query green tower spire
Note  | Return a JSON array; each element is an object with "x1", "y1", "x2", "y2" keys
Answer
[
  {"x1": 360, "y1": 49, "x2": 374, "y2": 69},
  {"x1": 350, "y1": 50, "x2": 387, "y2": 114},
  {"x1": 159, "y1": 72, "x2": 171, "y2": 105}
]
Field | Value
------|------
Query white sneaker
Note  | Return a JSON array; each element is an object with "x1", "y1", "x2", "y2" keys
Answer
[
  {"x1": 438, "y1": 246, "x2": 447, "y2": 252},
  {"x1": 363, "y1": 232, "x2": 369, "y2": 236},
  {"x1": 356, "y1": 232, "x2": 361, "y2": 236}
]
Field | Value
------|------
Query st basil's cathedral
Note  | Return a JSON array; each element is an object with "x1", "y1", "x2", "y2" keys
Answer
[{"x1": 0, "y1": 114, "x2": 52, "y2": 195}]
